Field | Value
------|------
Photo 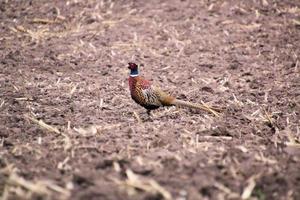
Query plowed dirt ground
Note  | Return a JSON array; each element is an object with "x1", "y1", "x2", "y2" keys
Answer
[{"x1": 0, "y1": 0, "x2": 300, "y2": 199}]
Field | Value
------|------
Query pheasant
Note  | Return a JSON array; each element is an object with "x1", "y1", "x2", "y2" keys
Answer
[{"x1": 127, "y1": 62, "x2": 220, "y2": 117}]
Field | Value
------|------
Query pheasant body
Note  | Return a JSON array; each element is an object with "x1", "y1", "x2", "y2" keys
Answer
[
  {"x1": 129, "y1": 76, "x2": 175, "y2": 110},
  {"x1": 127, "y1": 63, "x2": 219, "y2": 116}
]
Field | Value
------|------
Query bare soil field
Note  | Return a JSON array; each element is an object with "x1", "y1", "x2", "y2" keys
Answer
[{"x1": 0, "y1": 0, "x2": 299, "y2": 199}]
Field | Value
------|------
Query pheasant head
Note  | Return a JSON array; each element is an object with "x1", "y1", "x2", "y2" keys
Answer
[{"x1": 128, "y1": 62, "x2": 139, "y2": 77}]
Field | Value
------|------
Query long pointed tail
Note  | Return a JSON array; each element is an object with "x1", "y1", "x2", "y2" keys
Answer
[{"x1": 172, "y1": 99, "x2": 220, "y2": 117}]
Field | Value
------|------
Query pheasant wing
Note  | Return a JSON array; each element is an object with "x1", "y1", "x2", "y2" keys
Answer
[
  {"x1": 149, "y1": 86, "x2": 175, "y2": 106},
  {"x1": 141, "y1": 86, "x2": 164, "y2": 107}
]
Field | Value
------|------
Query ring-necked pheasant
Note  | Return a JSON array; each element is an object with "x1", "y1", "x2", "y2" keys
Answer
[{"x1": 128, "y1": 62, "x2": 220, "y2": 117}]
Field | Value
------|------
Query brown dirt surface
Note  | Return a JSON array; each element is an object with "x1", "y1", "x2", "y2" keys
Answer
[{"x1": 1, "y1": 0, "x2": 300, "y2": 199}]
